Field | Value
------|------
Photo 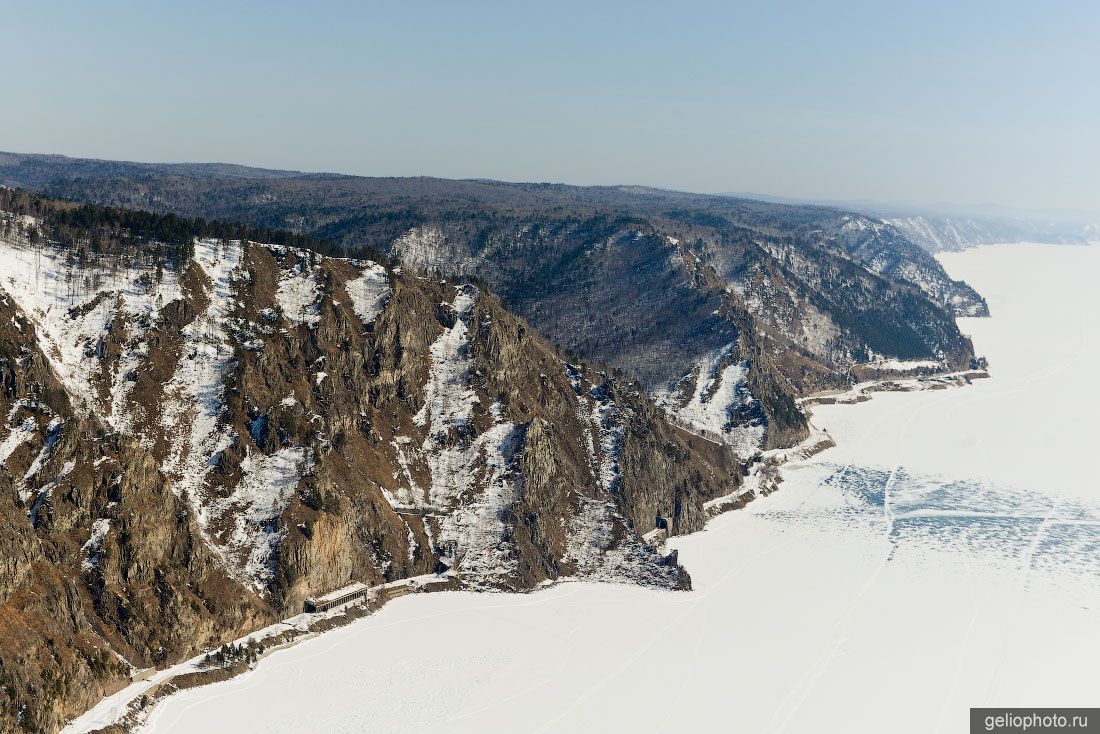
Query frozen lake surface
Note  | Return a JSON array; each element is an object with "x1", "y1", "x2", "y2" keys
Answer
[{"x1": 142, "y1": 243, "x2": 1100, "y2": 734}]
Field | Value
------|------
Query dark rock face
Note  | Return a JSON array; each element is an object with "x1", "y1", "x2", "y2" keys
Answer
[
  {"x1": 0, "y1": 285, "x2": 268, "y2": 734},
  {"x1": 0, "y1": 198, "x2": 741, "y2": 733}
]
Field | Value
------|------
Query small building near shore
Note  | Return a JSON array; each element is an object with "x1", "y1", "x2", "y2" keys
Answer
[{"x1": 304, "y1": 582, "x2": 370, "y2": 613}]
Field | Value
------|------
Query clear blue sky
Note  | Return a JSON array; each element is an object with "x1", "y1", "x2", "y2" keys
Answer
[{"x1": 3, "y1": 0, "x2": 1097, "y2": 211}]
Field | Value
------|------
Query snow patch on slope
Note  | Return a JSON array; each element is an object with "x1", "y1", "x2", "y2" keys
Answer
[
  {"x1": 868, "y1": 357, "x2": 941, "y2": 372},
  {"x1": 344, "y1": 262, "x2": 390, "y2": 326},
  {"x1": 213, "y1": 447, "x2": 309, "y2": 591},
  {"x1": 0, "y1": 224, "x2": 183, "y2": 427},
  {"x1": 564, "y1": 364, "x2": 635, "y2": 497},
  {"x1": 81, "y1": 519, "x2": 111, "y2": 571},
  {"x1": 563, "y1": 498, "x2": 683, "y2": 587},
  {"x1": 23, "y1": 416, "x2": 62, "y2": 483},
  {"x1": 588, "y1": 383, "x2": 627, "y2": 494},
  {"x1": 437, "y1": 411, "x2": 525, "y2": 585},
  {"x1": 655, "y1": 344, "x2": 765, "y2": 459},
  {"x1": 391, "y1": 226, "x2": 482, "y2": 276},
  {"x1": 156, "y1": 238, "x2": 302, "y2": 589},
  {"x1": 730, "y1": 257, "x2": 843, "y2": 361},
  {"x1": 0, "y1": 416, "x2": 36, "y2": 465},
  {"x1": 405, "y1": 285, "x2": 523, "y2": 583},
  {"x1": 273, "y1": 248, "x2": 322, "y2": 327},
  {"x1": 414, "y1": 285, "x2": 480, "y2": 508},
  {"x1": 388, "y1": 436, "x2": 424, "y2": 508},
  {"x1": 160, "y1": 238, "x2": 241, "y2": 503}
]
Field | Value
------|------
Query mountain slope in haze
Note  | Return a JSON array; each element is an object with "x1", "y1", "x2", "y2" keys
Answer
[
  {"x1": 0, "y1": 153, "x2": 986, "y2": 449},
  {"x1": 883, "y1": 213, "x2": 1097, "y2": 251},
  {"x1": 0, "y1": 191, "x2": 744, "y2": 734},
  {"x1": 831, "y1": 215, "x2": 990, "y2": 316},
  {"x1": 729, "y1": 190, "x2": 1100, "y2": 252}
]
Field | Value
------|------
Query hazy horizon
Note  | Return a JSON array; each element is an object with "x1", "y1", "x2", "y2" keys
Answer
[
  {"x1": 8, "y1": 147, "x2": 1100, "y2": 221},
  {"x1": 3, "y1": 1, "x2": 1097, "y2": 211}
]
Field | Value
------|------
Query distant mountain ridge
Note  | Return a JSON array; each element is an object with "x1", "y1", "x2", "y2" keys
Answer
[
  {"x1": 882, "y1": 213, "x2": 1095, "y2": 252},
  {"x1": 0, "y1": 152, "x2": 318, "y2": 183},
  {"x1": 727, "y1": 190, "x2": 1100, "y2": 252}
]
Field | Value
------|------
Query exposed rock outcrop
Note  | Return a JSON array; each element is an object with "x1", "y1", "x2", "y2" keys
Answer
[{"x1": 0, "y1": 195, "x2": 743, "y2": 733}]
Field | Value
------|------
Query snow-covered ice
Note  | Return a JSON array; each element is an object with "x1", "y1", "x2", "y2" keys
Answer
[{"x1": 136, "y1": 243, "x2": 1100, "y2": 734}]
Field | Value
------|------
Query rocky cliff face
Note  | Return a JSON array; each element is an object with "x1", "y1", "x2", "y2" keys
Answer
[
  {"x1": 0, "y1": 268, "x2": 270, "y2": 734},
  {"x1": 388, "y1": 215, "x2": 979, "y2": 422},
  {"x1": 0, "y1": 155, "x2": 988, "y2": 460},
  {"x1": 0, "y1": 197, "x2": 740, "y2": 733},
  {"x1": 0, "y1": 176, "x2": 991, "y2": 733}
]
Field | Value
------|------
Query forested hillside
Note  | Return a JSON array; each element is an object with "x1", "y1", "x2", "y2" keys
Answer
[{"x1": 0, "y1": 153, "x2": 987, "y2": 449}]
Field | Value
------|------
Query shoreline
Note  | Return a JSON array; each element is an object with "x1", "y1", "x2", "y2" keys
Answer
[
  {"x1": 126, "y1": 243, "x2": 1100, "y2": 734},
  {"x1": 700, "y1": 367, "x2": 989, "y2": 521},
  {"x1": 64, "y1": 576, "x2": 460, "y2": 734},
  {"x1": 63, "y1": 367, "x2": 990, "y2": 734}
]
